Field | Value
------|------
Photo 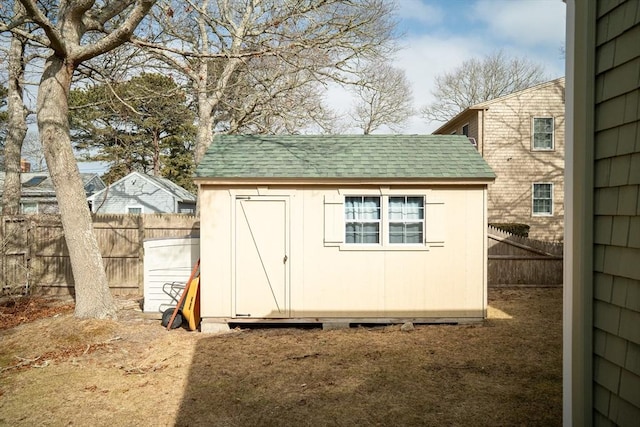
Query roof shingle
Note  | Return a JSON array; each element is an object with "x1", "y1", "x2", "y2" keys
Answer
[{"x1": 195, "y1": 135, "x2": 495, "y2": 180}]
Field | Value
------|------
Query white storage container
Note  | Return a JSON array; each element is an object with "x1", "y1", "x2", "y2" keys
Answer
[{"x1": 143, "y1": 237, "x2": 200, "y2": 313}]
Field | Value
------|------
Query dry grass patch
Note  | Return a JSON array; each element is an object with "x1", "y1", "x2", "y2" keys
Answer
[{"x1": 0, "y1": 287, "x2": 561, "y2": 426}]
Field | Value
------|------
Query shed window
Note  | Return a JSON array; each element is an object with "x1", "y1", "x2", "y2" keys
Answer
[
  {"x1": 532, "y1": 183, "x2": 553, "y2": 216},
  {"x1": 389, "y1": 197, "x2": 424, "y2": 244},
  {"x1": 345, "y1": 196, "x2": 380, "y2": 243},
  {"x1": 326, "y1": 193, "x2": 443, "y2": 248},
  {"x1": 345, "y1": 196, "x2": 426, "y2": 245},
  {"x1": 532, "y1": 117, "x2": 554, "y2": 150}
]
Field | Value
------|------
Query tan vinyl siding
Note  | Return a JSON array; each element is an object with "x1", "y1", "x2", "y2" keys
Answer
[
  {"x1": 436, "y1": 112, "x2": 480, "y2": 141},
  {"x1": 592, "y1": 0, "x2": 640, "y2": 424}
]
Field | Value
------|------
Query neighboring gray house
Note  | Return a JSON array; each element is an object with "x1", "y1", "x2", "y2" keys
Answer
[
  {"x1": 0, "y1": 172, "x2": 106, "y2": 214},
  {"x1": 88, "y1": 171, "x2": 196, "y2": 214},
  {"x1": 566, "y1": 0, "x2": 640, "y2": 425}
]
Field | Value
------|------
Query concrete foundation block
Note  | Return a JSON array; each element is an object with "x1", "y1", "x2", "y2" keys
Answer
[
  {"x1": 200, "y1": 319, "x2": 231, "y2": 334},
  {"x1": 322, "y1": 322, "x2": 350, "y2": 330}
]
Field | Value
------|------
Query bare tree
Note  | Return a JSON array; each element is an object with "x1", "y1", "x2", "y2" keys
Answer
[
  {"x1": 350, "y1": 62, "x2": 414, "y2": 134},
  {"x1": 421, "y1": 50, "x2": 548, "y2": 123},
  {"x1": 21, "y1": 131, "x2": 46, "y2": 172},
  {"x1": 136, "y1": 0, "x2": 397, "y2": 164},
  {"x1": 1, "y1": 1, "x2": 28, "y2": 215},
  {"x1": 1, "y1": 0, "x2": 156, "y2": 318},
  {"x1": 0, "y1": 85, "x2": 7, "y2": 160},
  {"x1": 214, "y1": 56, "x2": 341, "y2": 135}
]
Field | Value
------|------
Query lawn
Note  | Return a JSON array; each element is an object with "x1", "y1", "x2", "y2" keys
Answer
[{"x1": 0, "y1": 287, "x2": 562, "y2": 426}]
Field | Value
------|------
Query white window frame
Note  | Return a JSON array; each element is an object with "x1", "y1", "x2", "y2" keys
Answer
[
  {"x1": 344, "y1": 195, "x2": 425, "y2": 246},
  {"x1": 532, "y1": 117, "x2": 555, "y2": 151},
  {"x1": 388, "y1": 196, "x2": 425, "y2": 244},
  {"x1": 127, "y1": 205, "x2": 144, "y2": 215},
  {"x1": 344, "y1": 196, "x2": 382, "y2": 244},
  {"x1": 532, "y1": 183, "x2": 553, "y2": 216}
]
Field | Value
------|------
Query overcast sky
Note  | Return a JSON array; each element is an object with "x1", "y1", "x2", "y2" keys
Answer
[{"x1": 328, "y1": 0, "x2": 567, "y2": 134}]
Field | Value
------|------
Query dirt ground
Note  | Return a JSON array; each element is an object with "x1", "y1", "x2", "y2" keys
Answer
[{"x1": 0, "y1": 287, "x2": 562, "y2": 427}]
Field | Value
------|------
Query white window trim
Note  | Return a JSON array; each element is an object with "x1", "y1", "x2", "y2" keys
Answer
[
  {"x1": 532, "y1": 183, "x2": 554, "y2": 216},
  {"x1": 344, "y1": 195, "x2": 382, "y2": 245},
  {"x1": 127, "y1": 205, "x2": 144, "y2": 214},
  {"x1": 532, "y1": 117, "x2": 555, "y2": 151},
  {"x1": 323, "y1": 189, "x2": 445, "y2": 251},
  {"x1": 388, "y1": 196, "x2": 425, "y2": 245},
  {"x1": 343, "y1": 194, "x2": 426, "y2": 249}
]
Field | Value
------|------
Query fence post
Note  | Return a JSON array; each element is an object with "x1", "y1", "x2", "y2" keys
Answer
[
  {"x1": 137, "y1": 215, "x2": 145, "y2": 294},
  {"x1": 0, "y1": 217, "x2": 5, "y2": 291}
]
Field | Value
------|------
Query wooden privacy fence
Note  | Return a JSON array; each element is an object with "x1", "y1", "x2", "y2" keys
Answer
[
  {"x1": 488, "y1": 225, "x2": 563, "y2": 286},
  {"x1": 1, "y1": 214, "x2": 199, "y2": 296},
  {"x1": 2, "y1": 216, "x2": 562, "y2": 296}
]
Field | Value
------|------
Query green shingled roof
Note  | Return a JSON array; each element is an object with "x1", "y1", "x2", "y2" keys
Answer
[{"x1": 195, "y1": 135, "x2": 495, "y2": 180}]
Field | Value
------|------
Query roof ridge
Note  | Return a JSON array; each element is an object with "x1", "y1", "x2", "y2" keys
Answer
[{"x1": 470, "y1": 76, "x2": 565, "y2": 109}]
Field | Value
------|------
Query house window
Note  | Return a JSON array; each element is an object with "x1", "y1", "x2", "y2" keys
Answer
[
  {"x1": 20, "y1": 202, "x2": 38, "y2": 214},
  {"x1": 532, "y1": 117, "x2": 554, "y2": 150},
  {"x1": 532, "y1": 183, "x2": 553, "y2": 216},
  {"x1": 345, "y1": 196, "x2": 381, "y2": 244},
  {"x1": 389, "y1": 197, "x2": 424, "y2": 244},
  {"x1": 178, "y1": 202, "x2": 195, "y2": 214},
  {"x1": 127, "y1": 206, "x2": 143, "y2": 214},
  {"x1": 462, "y1": 123, "x2": 469, "y2": 137}
]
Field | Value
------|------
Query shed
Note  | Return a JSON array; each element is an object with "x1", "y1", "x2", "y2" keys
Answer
[{"x1": 194, "y1": 134, "x2": 495, "y2": 332}]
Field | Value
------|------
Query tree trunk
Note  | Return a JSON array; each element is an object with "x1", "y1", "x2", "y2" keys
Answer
[
  {"x1": 152, "y1": 130, "x2": 160, "y2": 176},
  {"x1": 193, "y1": 54, "x2": 241, "y2": 165},
  {"x1": 195, "y1": 96, "x2": 214, "y2": 166},
  {"x1": 37, "y1": 55, "x2": 116, "y2": 318},
  {"x1": 1, "y1": 5, "x2": 28, "y2": 216}
]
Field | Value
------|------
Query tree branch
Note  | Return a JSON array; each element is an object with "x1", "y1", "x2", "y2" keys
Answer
[
  {"x1": 0, "y1": 25, "x2": 51, "y2": 48},
  {"x1": 85, "y1": 1, "x2": 134, "y2": 28},
  {"x1": 73, "y1": 0, "x2": 156, "y2": 63},
  {"x1": 17, "y1": 0, "x2": 65, "y2": 54}
]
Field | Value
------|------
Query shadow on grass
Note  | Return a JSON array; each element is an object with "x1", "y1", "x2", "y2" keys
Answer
[{"x1": 174, "y1": 291, "x2": 562, "y2": 426}]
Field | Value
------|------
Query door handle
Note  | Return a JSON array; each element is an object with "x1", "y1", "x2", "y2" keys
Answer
[{"x1": 283, "y1": 255, "x2": 288, "y2": 264}]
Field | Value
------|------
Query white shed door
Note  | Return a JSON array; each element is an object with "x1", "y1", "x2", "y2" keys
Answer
[{"x1": 234, "y1": 197, "x2": 289, "y2": 318}]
